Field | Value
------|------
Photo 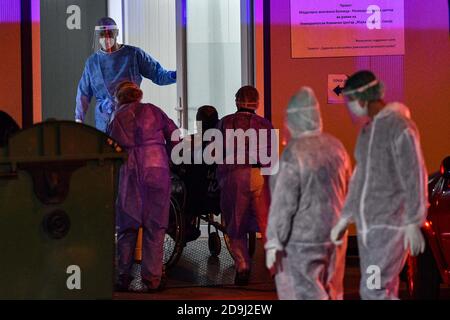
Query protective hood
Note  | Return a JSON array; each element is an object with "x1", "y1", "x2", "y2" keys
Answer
[{"x1": 286, "y1": 87, "x2": 323, "y2": 137}]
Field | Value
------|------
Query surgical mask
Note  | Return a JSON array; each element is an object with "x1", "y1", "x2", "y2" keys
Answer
[
  {"x1": 346, "y1": 100, "x2": 368, "y2": 117},
  {"x1": 99, "y1": 37, "x2": 116, "y2": 51}
]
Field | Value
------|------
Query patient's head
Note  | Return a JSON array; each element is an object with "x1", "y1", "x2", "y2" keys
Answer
[{"x1": 196, "y1": 105, "x2": 219, "y2": 131}]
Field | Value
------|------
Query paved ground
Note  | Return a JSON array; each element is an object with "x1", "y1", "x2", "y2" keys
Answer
[{"x1": 115, "y1": 238, "x2": 450, "y2": 300}]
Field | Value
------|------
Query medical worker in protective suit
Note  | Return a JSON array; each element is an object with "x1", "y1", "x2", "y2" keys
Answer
[
  {"x1": 331, "y1": 70, "x2": 428, "y2": 300},
  {"x1": 265, "y1": 87, "x2": 352, "y2": 300},
  {"x1": 107, "y1": 81, "x2": 179, "y2": 292},
  {"x1": 76, "y1": 17, "x2": 176, "y2": 132},
  {"x1": 217, "y1": 86, "x2": 275, "y2": 285}
]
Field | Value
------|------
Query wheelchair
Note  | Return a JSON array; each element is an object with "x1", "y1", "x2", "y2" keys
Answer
[{"x1": 162, "y1": 170, "x2": 257, "y2": 270}]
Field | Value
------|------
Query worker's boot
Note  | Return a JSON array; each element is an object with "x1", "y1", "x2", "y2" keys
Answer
[
  {"x1": 143, "y1": 268, "x2": 167, "y2": 293},
  {"x1": 115, "y1": 274, "x2": 133, "y2": 292},
  {"x1": 234, "y1": 269, "x2": 251, "y2": 286}
]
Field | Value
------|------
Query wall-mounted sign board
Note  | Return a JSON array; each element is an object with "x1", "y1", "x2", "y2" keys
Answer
[
  {"x1": 328, "y1": 74, "x2": 348, "y2": 104},
  {"x1": 291, "y1": 0, "x2": 405, "y2": 58}
]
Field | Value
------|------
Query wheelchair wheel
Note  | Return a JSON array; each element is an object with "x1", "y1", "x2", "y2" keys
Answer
[
  {"x1": 208, "y1": 232, "x2": 221, "y2": 257},
  {"x1": 163, "y1": 197, "x2": 184, "y2": 270},
  {"x1": 207, "y1": 217, "x2": 222, "y2": 257},
  {"x1": 221, "y1": 214, "x2": 257, "y2": 260}
]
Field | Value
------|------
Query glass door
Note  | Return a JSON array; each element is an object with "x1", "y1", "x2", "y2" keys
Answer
[
  {"x1": 123, "y1": 0, "x2": 178, "y2": 123},
  {"x1": 176, "y1": 0, "x2": 254, "y2": 132}
]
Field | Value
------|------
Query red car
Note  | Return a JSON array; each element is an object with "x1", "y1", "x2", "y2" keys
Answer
[{"x1": 406, "y1": 156, "x2": 450, "y2": 299}]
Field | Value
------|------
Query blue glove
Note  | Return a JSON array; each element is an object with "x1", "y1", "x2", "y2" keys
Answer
[{"x1": 170, "y1": 71, "x2": 177, "y2": 81}]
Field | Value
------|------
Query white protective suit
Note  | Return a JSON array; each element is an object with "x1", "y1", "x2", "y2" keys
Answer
[
  {"x1": 340, "y1": 102, "x2": 428, "y2": 299},
  {"x1": 265, "y1": 87, "x2": 352, "y2": 300}
]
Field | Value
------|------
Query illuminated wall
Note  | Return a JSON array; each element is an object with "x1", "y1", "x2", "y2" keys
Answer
[
  {"x1": 0, "y1": 0, "x2": 22, "y2": 125},
  {"x1": 267, "y1": 0, "x2": 450, "y2": 170},
  {"x1": 403, "y1": 1, "x2": 450, "y2": 172},
  {"x1": 0, "y1": 0, "x2": 42, "y2": 126}
]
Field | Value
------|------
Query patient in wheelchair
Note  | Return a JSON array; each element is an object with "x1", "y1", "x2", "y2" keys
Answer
[{"x1": 175, "y1": 106, "x2": 220, "y2": 242}]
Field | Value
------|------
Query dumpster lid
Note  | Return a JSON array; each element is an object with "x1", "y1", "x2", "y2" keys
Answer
[{"x1": 0, "y1": 121, "x2": 126, "y2": 165}]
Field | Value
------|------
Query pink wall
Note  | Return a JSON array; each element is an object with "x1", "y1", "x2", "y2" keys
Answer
[
  {"x1": 403, "y1": 0, "x2": 450, "y2": 172},
  {"x1": 0, "y1": 0, "x2": 22, "y2": 126},
  {"x1": 0, "y1": 0, "x2": 42, "y2": 126},
  {"x1": 268, "y1": 0, "x2": 450, "y2": 171}
]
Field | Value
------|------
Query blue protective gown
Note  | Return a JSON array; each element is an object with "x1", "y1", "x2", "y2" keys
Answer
[
  {"x1": 76, "y1": 45, "x2": 176, "y2": 132},
  {"x1": 108, "y1": 102, "x2": 178, "y2": 289}
]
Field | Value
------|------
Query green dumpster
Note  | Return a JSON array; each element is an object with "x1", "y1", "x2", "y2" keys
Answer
[{"x1": 0, "y1": 121, "x2": 126, "y2": 299}]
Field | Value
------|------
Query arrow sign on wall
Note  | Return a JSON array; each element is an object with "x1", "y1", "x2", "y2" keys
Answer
[
  {"x1": 328, "y1": 74, "x2": 348, "y2": 104},
  {"x1": 333, "y1": 85, "x2": 344, "y2": 97}
]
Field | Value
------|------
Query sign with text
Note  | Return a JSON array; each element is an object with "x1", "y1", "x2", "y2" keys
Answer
[
  {"x1": 328, "y1": 74, "x2": 348, "y2": 104},
  {"x1": 291, "y1": 0, "x2": 405, "y2": 58}
]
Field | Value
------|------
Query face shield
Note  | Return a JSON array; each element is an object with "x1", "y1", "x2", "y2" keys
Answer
[
  {"x1": 342, "y1": 80, "x2": 380, "y2": 123},
  {"x1": 342, "y1": 79, "x2": 380, "y2": 101},
  {"x1": 93, "y1": 25, "x2": 119, "y2": 53}
]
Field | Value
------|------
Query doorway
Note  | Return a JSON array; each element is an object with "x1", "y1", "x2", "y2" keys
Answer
[{"x1": 119, "y1": 0, "x2": 254, "y2": 131}]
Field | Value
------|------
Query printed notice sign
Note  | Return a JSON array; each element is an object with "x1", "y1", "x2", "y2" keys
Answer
[
  {"x1": 328, "y1": 74, "x2": 348, "y2": 104},
  {"x1": 291, "y1": 0, "x2": 405, "y2": 58}
]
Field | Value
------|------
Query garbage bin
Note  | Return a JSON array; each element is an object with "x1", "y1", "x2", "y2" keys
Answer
[{"x1": 0, "y1": 121, "x2": 126, "y2": 299}]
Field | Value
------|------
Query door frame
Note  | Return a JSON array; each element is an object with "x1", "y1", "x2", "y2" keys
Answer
[{"x1": 175, "y1": 0, "x2": 188, "y2": 129}]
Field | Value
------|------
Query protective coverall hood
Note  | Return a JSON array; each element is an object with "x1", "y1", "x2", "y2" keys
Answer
[{"x1": 286, "y1": 87, "x2": 323, "y2": 138}]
